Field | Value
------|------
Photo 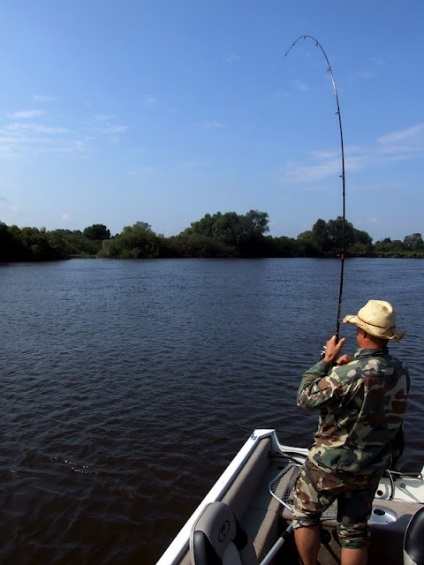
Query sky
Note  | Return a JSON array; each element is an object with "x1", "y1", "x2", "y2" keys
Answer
[{"x1": 0, "y1": 1, "x2": 423, "y2": 241}]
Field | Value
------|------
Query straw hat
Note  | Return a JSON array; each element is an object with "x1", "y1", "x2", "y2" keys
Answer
[{"x1": 343, "y1": 299, "x2": 405, "y2": 342}]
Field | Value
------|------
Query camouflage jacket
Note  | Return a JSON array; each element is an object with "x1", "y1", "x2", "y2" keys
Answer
[{"x1": 298, "y1": 348, "x2": 410, "y2": 475}]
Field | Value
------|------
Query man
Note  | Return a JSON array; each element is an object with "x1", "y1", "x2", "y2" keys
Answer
[{"x1": 292, "y1": 299, "x2": 409, "y2": 565}]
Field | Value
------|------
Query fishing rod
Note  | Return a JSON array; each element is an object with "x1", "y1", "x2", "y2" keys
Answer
[{"x1": 285, "y1": 36, "x2": 346, "y2": 340}]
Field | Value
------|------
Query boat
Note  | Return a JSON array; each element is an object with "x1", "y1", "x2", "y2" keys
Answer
[{"x1": 157, "y1": 429, "x2": 424, "y2": 564}]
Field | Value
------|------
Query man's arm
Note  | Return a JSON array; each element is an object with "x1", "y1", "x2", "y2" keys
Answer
[{"x1": 297, "y1": 335, "x2": 347, "y2": 410}]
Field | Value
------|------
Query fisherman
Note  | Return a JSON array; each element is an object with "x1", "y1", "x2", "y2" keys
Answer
[{"x1": 292, "y1": 299, "x2": 409, "y2": 565}]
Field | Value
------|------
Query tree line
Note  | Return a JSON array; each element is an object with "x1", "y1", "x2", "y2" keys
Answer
[{"x1": 1, "y1": 211, "x2": 423, "y2": 262}]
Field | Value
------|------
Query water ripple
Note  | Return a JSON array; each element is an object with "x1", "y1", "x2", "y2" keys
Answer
[{"x1": 1, "y1": 258, "x2": 423, "y2": 563}]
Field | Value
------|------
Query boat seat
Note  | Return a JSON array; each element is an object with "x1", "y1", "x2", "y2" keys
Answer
[
  {"x1": 404, "y1": 506, "x2": 424, "y2": 565},
  {"x1": 190, "y1": 501, "x2": 258, "y2": 565}
]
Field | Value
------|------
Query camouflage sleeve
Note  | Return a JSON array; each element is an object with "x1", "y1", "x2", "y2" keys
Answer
[{"x1": 297, "y1": 359, "x2": 346, "y2": 411}]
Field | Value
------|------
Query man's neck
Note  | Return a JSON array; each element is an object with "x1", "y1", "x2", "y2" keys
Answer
[{"x1": 358, "y1": 336, "x2": 388, "y2": 349}]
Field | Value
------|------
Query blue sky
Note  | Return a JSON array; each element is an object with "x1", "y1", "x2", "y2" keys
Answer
[{"x1": 0, "y1": 1, "x2": 423, "y2": 241}]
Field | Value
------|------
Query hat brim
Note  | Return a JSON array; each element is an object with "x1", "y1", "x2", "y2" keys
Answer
[{"x1": 343, "y1": 314, "x2": 405, "y2": 342}]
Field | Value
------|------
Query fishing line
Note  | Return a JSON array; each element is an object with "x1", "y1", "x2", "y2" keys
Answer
[{"x1": 285, "y1": 36, "x2": 346, "y2": 338}]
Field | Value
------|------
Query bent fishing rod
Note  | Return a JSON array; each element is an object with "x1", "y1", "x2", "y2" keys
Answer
[{"x1": 285, "y1": 35, "x2": 346, "y2": 340}]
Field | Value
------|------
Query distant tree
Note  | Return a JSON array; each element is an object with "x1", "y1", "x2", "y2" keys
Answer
[
  {"x1": 296, "y1": 230, "x2": 313, "y2": 242},
  {"x1": 83, "y1": 224, "x2": 111, "y2": 241},
  {"x1": 391, "y1": 240, "x2": 405, "y2": 252},
  {"x1": 327, "y1": 217, "x2": 356, "y2": 252},
  {"x1": 268, "y1": 235, "x2": 299, "y2": 257},
  {"x1": 0, "y1": 225, "x2": 71, "y2": 261},
  {"x1": 403, "y1": 233, "x2": 424, "y2": 251},
  {"x1": 7, "y1": 212, "x2": 424, "y2": 261},
  {"x1": 242, "y1": 210, "x2": 270, "y2": 236},
  {"x1": 166, "y1": 233, "x2": 229, "y2": 258},
  {"x1": 19, "y1": 227, "x2": 49, "y2": 260},
  {"x1": 354, "y1": 228, "x2": 373, "y2": 246},
  {"x1": 0, "y1": 221, "x2": 21, "y2": 261},
  {"x1": 214, "y1": 212, "x2": 244, "y2": 248},
  {"x1": 50, "y1": 229, "x2": 99, "y2": 256},
  {"x1": 99, "y1": 221, "x2": 159, "y2": 258},
  {"x1": 311, "y1": 219, "x2": 331, "y2": 252},
  {"x1": 295, "y1": 231, "x2": 321, "y2": 257},
  {"x1": 374, "y1": 237, "x2": 394, "y2": 253},
  {"x1": 183, "y1": 210, "x2": 269, "y2": 256},
  {"x1": 184, "y1": 213, "x2": 215, "y2": 238},
  {"x1": 305, "y1": 217, "x2": 372, "y2": 255},
  {"x1": 374, "y1": 237, "x2": 405, "y2": 256}
]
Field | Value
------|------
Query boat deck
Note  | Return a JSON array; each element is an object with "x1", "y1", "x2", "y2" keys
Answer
[{"x1": 163, "y1": 432, "x2": 424, "y2": 565}]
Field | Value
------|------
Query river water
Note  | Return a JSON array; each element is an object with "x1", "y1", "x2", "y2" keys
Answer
[{"x1": 1, "y1": 258, "x2": 423, "y2": 564}]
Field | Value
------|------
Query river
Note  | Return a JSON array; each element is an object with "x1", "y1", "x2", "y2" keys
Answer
[{"x1": 1, "y1": 258, "x2": 423, "y2": 564}]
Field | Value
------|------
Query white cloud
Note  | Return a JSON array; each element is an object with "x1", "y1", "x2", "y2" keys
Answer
[
  {"x1": 128, "y1": 166, "x2": 154, "y2": 176},
  {"x1": 376, "y1": 124, "x2": 424, "y2": 161},
  {"x1": 0, "y1": 107, "x2": 129, "y2": 159},
  {"x1": 201, "y1": 121, "x2": 225, "y2": 129},
  {"x1": 91, "y1": 114, "x2": 118, "y2": 122},
  {"x1": 4, "y1": 122, "x2": 69, "y2": 134},
  {"x1": 356, "y1": 58, "x2": 386, "y2": 80},
  {"x1": 277, "y1": 156, "x2": 340, "y2": 184},
  {"x1": 378, "y1": 124, "x2": 424, "y2": 145},
  {"x1": 293, "y1": 80, "x2": 309, "y2": 93},
  {"x1": 226, "y1": 52, "x2": 241, "y2": 64},
  {"x1": 86, "y1": 114, "x2": 128, "y2": 141},
  {"x1": 143, "y1": 95, "x2": 158, "y2": 107},
  {"x1": 102, "y1": 125, "x2": 128, "y2": 135},
  {"x1": 277, "y1": 123, "x2": 424, "y2": 186},
  {"x1": 180, "y1": 158, "x2": 211, "y2": 170},
  {"x1": 32, "y1": 95, "x2": 57, "y2": 103},
  {"x1": 8, "y1": 109, "x2": 46, "y2": 119}
]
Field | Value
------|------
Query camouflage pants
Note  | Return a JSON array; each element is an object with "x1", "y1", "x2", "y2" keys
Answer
[{"x1": 292, "y1": 460, "x2": 382, "y2": 549}]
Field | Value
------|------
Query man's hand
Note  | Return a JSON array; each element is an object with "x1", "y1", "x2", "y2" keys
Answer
[
  {"x1": 336, "y1": 353, "x2": 354, "y2": 366},
  {"x1": 323, "y1": 335, "x2": 346, "y2": 364}
]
